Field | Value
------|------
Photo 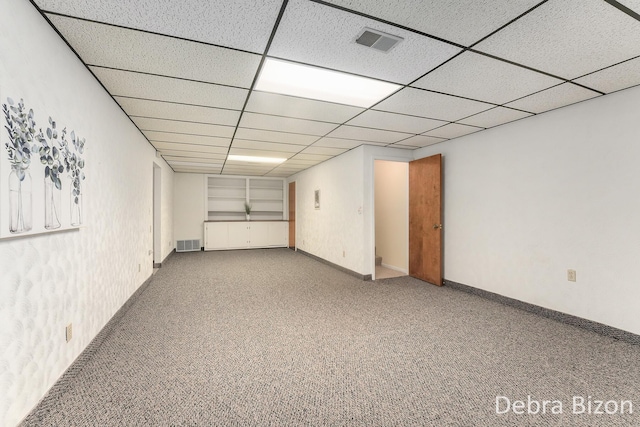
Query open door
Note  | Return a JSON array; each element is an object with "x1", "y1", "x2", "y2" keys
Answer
[
  {"x1": 288, "y1": 181, "x2": 296, "y2": 248},
  {"x1": 409, "y1": 154, "x2": 442, "y2": 286}
]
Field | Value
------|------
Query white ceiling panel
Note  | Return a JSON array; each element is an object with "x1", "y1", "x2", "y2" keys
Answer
[
  {"x1": 91, "y1": 67, "x2": 248, "y2": 110},
  {"x1": 423, "y1": 123, "x2": 483, "y2": 139},
  {"x1": 48, "y1": 15, "x2": 261, "y2": 88},
  {"x1": 505, "y1": 83, "x2": 601, "y2": 114},
  {"x1": 311, "y1": 138, "x2": 367, "y2": 150},
  {"x1": 474, "y1": 0, "x2": 640, "y2": 79},
  {"x1": 152, "y1": 142, "x2": 229, "y2": 155},
  {"x1": 458, "y1": 106, "x2": 533, "y2": 128},
  {"x1": 163, "y1": 155, "x2": 226, "y2": 163},
  {"x1": 159, "y1": 151, "x2": 228, "y2": 160},
  {"x1": 245, "y1": 92, "x2": 364, "y2": 123},
  {"x1": 268, "y1": 0, "x2": 461, "y2": 84},
  {"x1": 322, "y1": 0, "x2": 543, "y2": 46},
  {"x1": 412, "y1": 51, "x2": 563, "y2": 104},
  {"x1": 115, "y1": 97, "x2": 240, "y2": 126},
  {"x1": 618, "y1": 0, "x2": 640, "y2": 13},
  {"x1": 348, "y1": 110, "x2": 447, "y2": 134},
  {"x1": 398, "y1": 135, "x2": 447, "y2": 147},
  {"x1": 289, "y1": 153, "x2": 332, "y2": 161},
  {"x1": 573, "y1": 56, "x2": 640, "y2": 94},
  {"x1": 35, "y1": 0, "x2": 282, "y2": 53},
  {"x1": 143, "y1": 131, "x2": 230, "y2": 147},
  {"x1": 234, "y1": 128, "x2": 319, "y2": 145},
  {"x1": 327, "y1": 125, "x2": 412, "y2": 144},
  {"x1": 386, "y1": 144, "x2": 417, "y2": 150},
  {"x1": 299, "y1": 146, "x2": 348, "y2": 156},
  {"x1": 375, "y1": 87, "x2": 494, "y2": 122},
  {"x1": 231, "y1": 140, "x2": 305, "y2": 153},
  {"x1": 239, "y1": 112, "x2": 337, "y2": 136},
  {"x1": 280, "y1": 159, "x2": 325, "y2": 166},
  {"x1": 133, "y1": 117, "x2": 235, "y2": 138},
  {"x1": 174, "y1": 167, "x2": 223, "y2": 174}
]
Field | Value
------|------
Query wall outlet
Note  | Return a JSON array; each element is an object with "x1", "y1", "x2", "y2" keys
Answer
[
  {"x1": 65, "y1": 323, "x2": 72, "y2": 342},
  {"x1": 567, "y1": 269, "x2": 577, "y2": 282}
]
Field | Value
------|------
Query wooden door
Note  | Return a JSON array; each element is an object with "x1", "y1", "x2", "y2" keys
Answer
[
  {"x1": 409, "y1": 154, "x2": 443, "y2": 286},
  {"x1": 288, "y1": 182, "x2": 296, "y2": 248}
]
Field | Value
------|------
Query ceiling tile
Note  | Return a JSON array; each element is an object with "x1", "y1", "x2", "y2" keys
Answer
[
  {"x1": 245, "y1": 91, "x2": 364, "y2": 123},
  {"x1": 152, "y1": 142, "x2": 229, "y2": 154},
  {"x1": 91, "y1": 67, "x2": 248, "y2": 109},
  {"x1": 573, "y1": 56, "x2": 640, "y2": 94},
  {"x1": 618, "y1": 0, "x2": 640, "y2": 13},
  {"x1": 300, "y1": 146, "x2": 348, "y2": 156},
  {"x1": 386, "y1": 144, "x2": 417, "y2": 150},
  {"x1": 36, "y1": 0, "x2": 283, "y2": 53},
  {"x1": 160, "y1": 150, "x2": 227, "y2": 160},
  {"x1": 347, "y1": 110, "x2": 447, "y2": 134},
  {"x1": 504, "y1": 83, "x2": 601, "y2": 114},
  {"x1": 474, "y1": 0, "x2": 640, "y2": 79},
  {"x1": 458, "y1": 106, "x2": 532, "y2": 128},
  {"x1": 423, "y1": 123, "x2": 483, "y2": 139},
  {"x1": 322, "y1": 0, "x2": 543, "y2": 46},
  {"x1": 268, "y1": 0, "x2": 461, "y2": 84},
  {"x1": 231, "y1": 140, "x2": 305, "y2": 153},
  {"x1": 234, "y1": 128, "x2": 319, "y2": 145},
  {"x1": 163, "y1": 155, "x2": 226, "y2": 163},
  {"x1": 48, "y1": 15, "x2": 261, "y2": 88},
  {"x1": 326, "y1": 125, "x2": 412, "y2": 144},
  {"x1": 239, "y1": 112, "x2": 337, "y2": 136},
  {"x1": 375, "y1": 87, "x2": 494, "y2": 122},
  {"x1": 115, "y1": 97, "x2": 240, "y2": 126},
  {"x1": 412, "y1": 51, "x2": 563, "y2": 104},
  {"x1": 289, "y1": 153, "x2": 332, "y2": 161},
  {"x1": 132, "y1": 117, "x2": 235, "y2": 138},
  {"x1": 311, "y1": 137, "x2": 366, "y2": 150},
  {"x1": 175, "y1": 167, "x2": 223, "y2": 174},
  {"x1": 144, "y1": 131, "x2": 230, "y2": 147},
  {"x1": 398, "y1": 135, "x2": 447, "y2": 147}
]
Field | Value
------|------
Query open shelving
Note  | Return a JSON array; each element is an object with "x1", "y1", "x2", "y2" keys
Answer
[{"x1": 205, "y1": 175, "x2": 285, "y2": 221}]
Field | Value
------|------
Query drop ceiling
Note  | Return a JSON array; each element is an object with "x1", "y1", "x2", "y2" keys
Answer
[{"x1": 33, "y1": 0, "x2": 640, "y2": 177}]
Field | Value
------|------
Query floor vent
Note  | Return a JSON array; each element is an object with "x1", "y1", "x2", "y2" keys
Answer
[
  {"x1": 177, "y1": 239, "x2": 200, "y2": 252},
  {"x1": 355, "y1": 27, "x2": 403, "y2": 53}
]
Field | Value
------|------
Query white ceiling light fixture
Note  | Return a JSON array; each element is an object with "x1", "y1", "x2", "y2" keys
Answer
[
  {"x1": 255, "y1": 58, "x2": 401, "y2": 108},
  {"x1": 227, "y1": 154, "x2": 287, "y2": 164}
]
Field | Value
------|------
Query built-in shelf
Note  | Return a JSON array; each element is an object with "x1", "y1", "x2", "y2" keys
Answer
[{"x1": 205, "y1": 175, "x2": 286, "y2": 221}]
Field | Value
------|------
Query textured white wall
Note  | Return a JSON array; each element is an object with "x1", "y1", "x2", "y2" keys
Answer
[
  {"x1": 374, "y1": 160, "x2": 408, "y2": 272},
  {"x1": 415, "y1": 85, "x2": 640, "y2": 335},
  {"x1": 0, "y1": 1, "x2": 173, "y2": 426},
  {"x1": 289, "y1": 147, "x2": 366, "y2": 274},
  {"x1": 173, "y1": 173, "x2": 205, "y2": 243}
]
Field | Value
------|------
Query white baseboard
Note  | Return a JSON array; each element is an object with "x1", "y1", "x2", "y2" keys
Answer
[{"x1": 380, "y1": 263, "x2": 408, "y2": 274}]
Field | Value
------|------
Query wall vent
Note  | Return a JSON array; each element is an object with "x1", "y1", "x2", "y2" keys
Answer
[
  {"x1": 355, "y1": 27, "x2": 403, "y2": 53},
  {"x1": 177, "y1": 239, "x2": 201, "y2": 252}
]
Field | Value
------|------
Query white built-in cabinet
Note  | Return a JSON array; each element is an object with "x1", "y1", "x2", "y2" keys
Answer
[
  {"x1": 204, "y1": 221, "x2": 288, "y2": 250},
  {"x1": 203, "y1": 175, "x2": 288, "y2": 251},
  {"x1": 205, "y1": 175, "x2": 285, "y2": 221}
]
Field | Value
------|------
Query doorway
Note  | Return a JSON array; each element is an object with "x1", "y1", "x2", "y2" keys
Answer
[
  {"x1": 374, "y1": 160, "x2": 409, "y2": 280},
  {"x1": 153, "y1": 163, "x2": 161, "y2": 267},
  {"x1": 288, "y1": 181, "x2": 296, "y2": 249}
]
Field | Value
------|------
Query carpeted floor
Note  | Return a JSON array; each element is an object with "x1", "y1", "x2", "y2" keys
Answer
[{"x1": 22, "y1": 248, "x2": 640, "y2": 426}]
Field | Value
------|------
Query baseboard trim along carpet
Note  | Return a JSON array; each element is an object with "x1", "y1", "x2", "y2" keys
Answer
[
  {"x1": 20, "y1": 274, "x2": 156, "y2": 425},
  {"x1": 297, "y1": 249, "x2": 372, "y2": 281},
  {"x1": 444, "y1": 279, "x2": 640, "y2": 345}
]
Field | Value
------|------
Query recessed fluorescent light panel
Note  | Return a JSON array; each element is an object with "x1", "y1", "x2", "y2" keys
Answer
[
  {"x1": 255, "y1": 58, "x2": 401, "y2": 108},
  {"x1": 227, "y1": 154, "x2": 286, "y2": 164}
]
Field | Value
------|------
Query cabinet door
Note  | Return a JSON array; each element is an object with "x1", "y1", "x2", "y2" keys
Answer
[
  {"x1": 268, "y1": 222, "x2": 288, "y2": 247},
  {"x1": 204, "y1": 222, "x2": 229, "y2": 250},
  {"x1": 228, "y1": 222, "x2": 250, "y2": 248},
  {"x1": 248, "y1": 222, "x2": 270, "y2": 248}
]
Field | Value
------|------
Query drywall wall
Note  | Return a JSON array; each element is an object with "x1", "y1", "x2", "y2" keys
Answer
[
  {"x1": 288, "y1": 147, "x2": 366, "y2": 274},
  {"x1": 414, "y1": 84, "x2": 640, "y2": 335},
  {"x1": 0, "y1": 2, "x2": 174, "y2": 426},
  {"x1": 374, "y1": 160, "x2": 408, "y2": 272},
  {"x1": 173, "y1": 173, "x2": 205, "y2": 244}
]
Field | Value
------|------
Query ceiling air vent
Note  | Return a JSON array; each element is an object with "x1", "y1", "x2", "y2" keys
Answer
[{"x1": 355, "y1": 27, "x2": 403, "y2": 53}]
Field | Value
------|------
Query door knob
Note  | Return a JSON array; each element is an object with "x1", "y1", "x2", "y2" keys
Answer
[{"x1": 433, "y1": 224, "x2": 442, "y2": 229}]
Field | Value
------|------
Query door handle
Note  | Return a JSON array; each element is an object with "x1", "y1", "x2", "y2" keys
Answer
[{"x1": 433, "y1": 224, "x2": 442, "y2": 229}]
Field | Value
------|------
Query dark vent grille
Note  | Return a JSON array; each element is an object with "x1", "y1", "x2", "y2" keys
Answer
[{"x1": 355, "y1": 27, "x2": 403, "y2": 53}]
